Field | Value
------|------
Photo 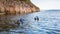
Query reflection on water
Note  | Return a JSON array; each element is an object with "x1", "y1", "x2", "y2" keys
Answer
[{"x1": 0, "y1": 10, "x2": 60, "y2": 34}]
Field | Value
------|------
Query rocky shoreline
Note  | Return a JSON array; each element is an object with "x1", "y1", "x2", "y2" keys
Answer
[{"x1": 0, "y1": 0, "x2": 39, "y2": 30}]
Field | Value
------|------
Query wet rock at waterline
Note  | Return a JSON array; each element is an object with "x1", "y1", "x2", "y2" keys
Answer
[
  {"x1": 0, "y1": 15, "x2": 20, "y2": 30},
  {"x1": 0, "y1": 0, "x2": 39, "y2": 30}
]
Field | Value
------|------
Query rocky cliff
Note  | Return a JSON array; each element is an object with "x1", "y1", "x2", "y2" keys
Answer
[
  {"x1": 0, "y1": 0, "x2": 39, "y2": 30},
  {"x1": 0, "y1": 0, "x2": 39, "y2": 15}
]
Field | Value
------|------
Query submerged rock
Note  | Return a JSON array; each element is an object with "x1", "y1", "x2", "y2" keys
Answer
[{"x1": 0, "y1": 0, "x2": 39, "y2": 30}]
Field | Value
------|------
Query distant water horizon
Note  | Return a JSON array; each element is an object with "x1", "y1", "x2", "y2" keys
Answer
[{"x1": 40, "y1": 9, "x2": 60, "y2": 11}]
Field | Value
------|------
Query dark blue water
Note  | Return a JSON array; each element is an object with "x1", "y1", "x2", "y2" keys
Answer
[{"x1": 0, "y1": 10, "x2": 60, "y2": 34}]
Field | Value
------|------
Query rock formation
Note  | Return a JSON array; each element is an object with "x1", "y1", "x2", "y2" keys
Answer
[
  {"x1": 0, "y1": 0, "x2": 39, "y2": 15},
  {"x1": 0, "y1": 0, "x2": 39, "y2": 30}
]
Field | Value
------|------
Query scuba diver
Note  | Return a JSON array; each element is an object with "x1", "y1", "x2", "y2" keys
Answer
[
  {"x1": 20, "y1": 18, "x2": 25, "y2": 24},
  {"x1": 16, "y1": 18, "x2": 25, "y2": 28},
  {"x1": 19, "y1": 18, "x2": 25, "y2": 28},
  {"x1": 34, "y1": 16, "x2": 39, "y2": 21}
]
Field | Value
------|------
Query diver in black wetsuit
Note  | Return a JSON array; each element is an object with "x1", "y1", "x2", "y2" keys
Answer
[
  {"x1": 20, "y1": 18, "x2": 25, "y2": 24},
  {"x1": 16, "y1": 18, "x2": 25, "y2": 28},
  {"x1": 19, "y1": 18, "x2": 25, "y2": 28},
  {"x1": 34, "y1": 16, "x2": 39, "y2": 21}
]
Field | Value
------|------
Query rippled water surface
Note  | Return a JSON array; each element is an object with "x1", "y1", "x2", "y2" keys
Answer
[{"x1": 0, "y1": 10, "x2": 60, "y2": 34}]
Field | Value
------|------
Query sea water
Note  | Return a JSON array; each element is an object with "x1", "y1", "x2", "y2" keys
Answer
[
  {"x1": 23, "y1": 10, "x2": 60, "y2": 34},
  {"x1": 0, "y1": 10, "x2": 60, "y2": 34}
]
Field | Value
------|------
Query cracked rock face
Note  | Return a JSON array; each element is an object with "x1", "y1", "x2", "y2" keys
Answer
[{"x1": 0, "y1": 0, "x2": 39, "y2": 30}]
